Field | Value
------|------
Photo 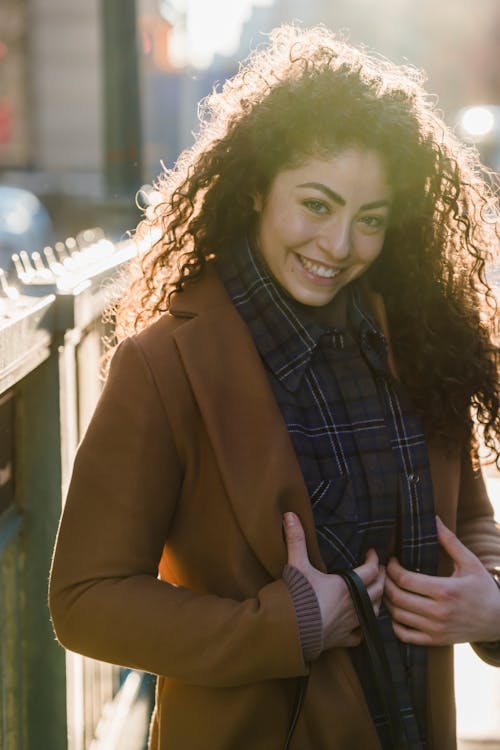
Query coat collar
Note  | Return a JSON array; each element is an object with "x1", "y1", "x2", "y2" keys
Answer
[{"x1": 170, "y1": 264, "x2": 326, "y2": 578}]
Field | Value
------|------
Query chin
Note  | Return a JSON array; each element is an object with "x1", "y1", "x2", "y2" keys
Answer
[{"x1": 291, "y1": 290, "x2": 337, "y2": 307}]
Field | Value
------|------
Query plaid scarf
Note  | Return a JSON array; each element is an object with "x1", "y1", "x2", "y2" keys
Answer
[{"x1": 217, "y1": 239, "x2": 438, "y2": 748}]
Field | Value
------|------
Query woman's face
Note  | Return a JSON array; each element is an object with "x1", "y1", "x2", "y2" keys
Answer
[{"x1": 254, "y1": 149, "x2": 392, "y2": 307}]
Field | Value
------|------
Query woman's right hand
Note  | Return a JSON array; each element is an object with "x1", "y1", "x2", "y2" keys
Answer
[{"x1": 284, "y1": 512, "x2": 385, "y2": 650}]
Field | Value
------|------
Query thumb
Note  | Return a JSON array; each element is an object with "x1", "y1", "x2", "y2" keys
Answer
[
  {"x1": 436, "y1": 516, "x2": 478, "y2": 574},
  {"x1": 354, "y1": 547, "x2": 380, "y2": 586},
  {"x1": 283, "y1": 512, "x2": 311, "y2": 572}
]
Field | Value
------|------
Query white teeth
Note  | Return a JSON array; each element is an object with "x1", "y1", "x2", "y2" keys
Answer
[{"x1": 298, "y1": 255, "x2": 340, "y2": 279}]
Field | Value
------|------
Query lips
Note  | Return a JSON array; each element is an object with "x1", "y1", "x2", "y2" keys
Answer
[{"x1": 297, "y1": 254, "x2": 341, "y2": 279}]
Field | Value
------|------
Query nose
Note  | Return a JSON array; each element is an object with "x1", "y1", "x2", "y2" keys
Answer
[{"x1": 318, "y1": 218, "x2": 351, "y2": 260}]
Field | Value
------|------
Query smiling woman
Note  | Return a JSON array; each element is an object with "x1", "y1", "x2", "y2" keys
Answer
[
  {"x1": 254, "y1": 150, "x2": 391, "y2": 308},
  {"x1": 49, "y1": 24, "x2": 500, "y2": 750}
]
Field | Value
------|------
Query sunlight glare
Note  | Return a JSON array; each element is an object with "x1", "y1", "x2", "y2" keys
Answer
[
  {"x1": 171, "y1": 0, "x2": 274, "y2": 69},
  {"x1": 460, "y1": 106, "x2": 495, "y2": 137}
]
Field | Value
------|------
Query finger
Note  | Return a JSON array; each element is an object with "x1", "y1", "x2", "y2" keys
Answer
[
  {"x1": 390, "y1": 620, "x2": 434, "y2": 646},
  {"x1": 385, "y1": 595, "x2": 441, "y2": 634},
  {"x1": 387, "y1": 557, "x2": 444, "y2": 599},
  {"x1": 435, "y1": 516, "x2": 480, "y2": 573},
  {"x1": 385, "y1": 565, "x2": 453, "y2": 617},
  {"x1": 366, "y1": 566, "x2": 386, "y2": 611},
  {"x1": 384, "y1": 573, "x2": 432, "y2": 612},
  {"x1": 365, "y1": 547, "x2": 379, "y2": 566},
  {"x1": 354, "y1": 548, "x2": 380, "y2": 587},
  {"x1": 367, "y1": 587, "x2": 382, "y2": 616},
  {"x1": 283, "y1": 512, "x2": 311, "y2": 571},
  {"x1": 378, "y1": 565, "x2": 386, "y2": 592}
]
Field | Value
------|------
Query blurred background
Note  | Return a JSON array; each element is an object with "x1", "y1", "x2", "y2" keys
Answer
[
  {"x1": 0, "y1": 2, "x2": 499, "y2": 749},
  {"x1": 1, "y1": 0, "x2": 500, "y2": 243}
]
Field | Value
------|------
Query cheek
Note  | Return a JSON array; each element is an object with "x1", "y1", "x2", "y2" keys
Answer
[
  {"x1": 284, "y1": 218, "x2": 316, "y2": 253},
  {"x1": 358, "y1": 236, "x2": 385, "y2": 263},
  {"x1": 258, "y1": 204, "x2": 313, "y2": 260},
  {"x1": 272, "y1": 211, "x2": 303, "y2": 236}
]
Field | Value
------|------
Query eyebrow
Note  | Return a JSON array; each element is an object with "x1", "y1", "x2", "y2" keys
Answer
[{"x1": 297, "y1": 182, "x2": 391, "y2": 211}]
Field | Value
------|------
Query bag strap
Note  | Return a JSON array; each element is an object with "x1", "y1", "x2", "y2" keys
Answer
[
  {"x1": 339, "y1": 568, "x2": 409, "y2": 749},
  {"x1": 284, "y1": 570, "x2": 412, "y2": 749}
]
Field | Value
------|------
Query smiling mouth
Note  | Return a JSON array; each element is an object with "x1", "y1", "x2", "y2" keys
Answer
[{"x1": 297, "y1": 254, "x2": 341, "y2": 279}]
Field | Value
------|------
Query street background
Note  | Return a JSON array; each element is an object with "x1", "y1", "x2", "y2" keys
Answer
[{"x1": 0, "y1": 1, "x2": 499, "y2": 749}]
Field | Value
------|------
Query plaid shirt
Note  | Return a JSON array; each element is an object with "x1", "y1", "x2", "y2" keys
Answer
[{"x1": 218, "y1": 239, "x2": 439, "y2": 749}]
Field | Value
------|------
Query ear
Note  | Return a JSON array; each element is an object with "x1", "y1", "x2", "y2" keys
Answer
[{"x1": 252, "y1": 192, "x2": 263, "y2": 212}]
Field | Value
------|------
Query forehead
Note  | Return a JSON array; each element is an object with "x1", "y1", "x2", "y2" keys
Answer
[{"x1": 275, "y1": 149, "x2": 392, "y2": 194}]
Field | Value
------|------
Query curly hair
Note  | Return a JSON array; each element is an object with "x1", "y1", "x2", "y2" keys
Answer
[{"x1": 113, "y1": 24, "x2": 499, "y2": 464}]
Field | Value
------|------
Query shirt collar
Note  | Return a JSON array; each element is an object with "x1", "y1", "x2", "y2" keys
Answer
[
  {"x1": 217, "y1": 238, "x2": 389, "y2": 390},
  {"x1": 350, "y1": 285, "x2": 390, "y2": 375}
]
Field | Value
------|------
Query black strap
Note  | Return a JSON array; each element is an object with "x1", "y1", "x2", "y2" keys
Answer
[
  {"x1": 284, "y1": 571, "x2": 412, "y2": 749},
  {"x1": 339, "y1": 569, "x2": 409, "y2": 749}
]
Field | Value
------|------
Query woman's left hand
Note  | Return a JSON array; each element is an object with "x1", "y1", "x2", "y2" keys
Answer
[{"x1": 385, "y1": 516, "x2": 500, "y2": 646}]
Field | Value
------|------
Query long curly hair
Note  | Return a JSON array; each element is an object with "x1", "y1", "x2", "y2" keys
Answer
[{"x1": 113, "y1": 24, "x2": 499, "y2": 464}]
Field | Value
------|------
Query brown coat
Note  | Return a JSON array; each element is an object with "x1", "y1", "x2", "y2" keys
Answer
[{"x1": 49, "y1": 266, "x2": 500, "y2": 750}]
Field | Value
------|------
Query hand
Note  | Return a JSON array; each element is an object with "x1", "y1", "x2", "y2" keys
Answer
[
  {"x1": 283, "y1": 512, "x2": 386, "y2": 650},
  {"x1": 385, "y1": 516, "x2": 500, "y2": 646}
]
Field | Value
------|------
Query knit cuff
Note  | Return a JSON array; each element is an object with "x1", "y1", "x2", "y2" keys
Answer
[{"x1": 283, "y1": 564, "x2": 323, "y2": 662}]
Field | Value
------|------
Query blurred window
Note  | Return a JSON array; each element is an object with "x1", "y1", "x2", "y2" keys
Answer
[{"x1": 0, "y1": 0, "x2": 30, "y2": 167}]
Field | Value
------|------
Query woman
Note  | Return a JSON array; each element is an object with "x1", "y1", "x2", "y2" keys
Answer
[{"x1": 49, "y1": 25, "x2": 500, "y2": 750}]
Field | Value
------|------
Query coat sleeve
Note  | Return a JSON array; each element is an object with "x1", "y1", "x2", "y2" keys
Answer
[
  {"x1": 456, "y1": 447, "x2": 500, "y2": 572},
  {"x1": 48, "y1": 335, "x2": 306, "y2": 687},
  {"x1": 455, "y1": 446, "x2": 500, "y2": 665}
]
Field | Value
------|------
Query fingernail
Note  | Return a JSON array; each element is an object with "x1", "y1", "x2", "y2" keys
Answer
[{"x1": 284, "y1": 512, "x2": 295, "y2": 528}]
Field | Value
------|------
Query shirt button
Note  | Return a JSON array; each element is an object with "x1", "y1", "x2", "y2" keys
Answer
[{"x1": 408, "y1": 473, "x2": 420, "y2": 485}]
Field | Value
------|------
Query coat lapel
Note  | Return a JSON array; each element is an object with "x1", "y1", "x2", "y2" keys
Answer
[{"x1": 170, "y1": 268, "x2": 325, "y2": 579}]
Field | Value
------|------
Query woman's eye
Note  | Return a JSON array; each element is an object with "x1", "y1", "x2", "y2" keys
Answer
[
  {"x1": 359, "y1": 215, "x2": 386, "y2": 231},
  {"x1": 303, "y1": 199, "x2": 329, "y2": 215}
]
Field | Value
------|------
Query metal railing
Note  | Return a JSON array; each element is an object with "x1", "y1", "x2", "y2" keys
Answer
[{"x1": 0, "y1": 230, "x2": 150, "y2": 750}]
